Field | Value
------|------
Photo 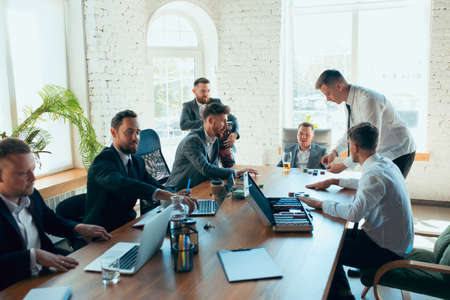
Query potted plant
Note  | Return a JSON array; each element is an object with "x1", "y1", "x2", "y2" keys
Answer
[{"x1": 1, "y1": 84, "x2": 104, "y2": 169}]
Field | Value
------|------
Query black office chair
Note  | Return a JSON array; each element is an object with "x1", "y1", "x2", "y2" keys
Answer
[
  {"x1": 137, "y1": 129, "x2": 171, "y2": 214},
  {"x1": 55, "y1": 193, "x2": 87, "y2": 250},
  {"x1": 55, "y1": 193, "x2": 86, "y2": 223}
]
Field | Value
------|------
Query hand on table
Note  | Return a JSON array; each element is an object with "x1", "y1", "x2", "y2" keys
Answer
[
  {"x1": 326, "y1": 163, "x2": 346, "y2": 174},
  {"x1": 236, "y1": 168, "x2": 258, "y2": 178},
  {"x1": 74, "y1": 224, "x2": 112, "y2": 242},
  {"x1": 296, "y1": 195, "x2": 323, "y2": 209},
  {"x1": 35, "y1": 248, "x2": 78, "y2": 272}
]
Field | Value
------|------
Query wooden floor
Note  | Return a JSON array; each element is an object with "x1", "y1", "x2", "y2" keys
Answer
[{"x1": 348, "y1": 203, "x2": 450, "y2": 300}]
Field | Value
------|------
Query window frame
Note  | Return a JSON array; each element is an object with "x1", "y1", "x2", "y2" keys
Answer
[{"x1": 286, "y1": 0, "x2": 430, "y2": 151}]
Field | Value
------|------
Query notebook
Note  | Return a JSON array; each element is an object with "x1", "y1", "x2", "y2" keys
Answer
[
  {"x1": 23, "y1": 286, "x2": 72, "y2": 300},
  {"x1": 217, "y1": 247, "x2": 283, "y2": 282}
]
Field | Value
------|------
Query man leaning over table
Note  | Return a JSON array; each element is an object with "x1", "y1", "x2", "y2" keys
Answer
[
  {"x1": 297, "y1": 123, "x2": 414, "y2": 300},
  {"x1": 0, "y1": 138, "x2": 111, "y2": 291}
]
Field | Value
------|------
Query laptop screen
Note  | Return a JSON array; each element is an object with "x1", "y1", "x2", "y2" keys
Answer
[{"x1": 248, "y1": 175, "x2": 275, "y2": 224}]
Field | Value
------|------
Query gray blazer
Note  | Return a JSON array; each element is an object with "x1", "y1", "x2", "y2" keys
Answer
[
  {"x1": 166, "y1": 127, "x2": 235, "y2": 191},
  {"x1": 277, "y1": 142, "x2": 327, "y2": 170},
  {"x1": 180, "y1": 98, "x2": 240, "y2": 137}
]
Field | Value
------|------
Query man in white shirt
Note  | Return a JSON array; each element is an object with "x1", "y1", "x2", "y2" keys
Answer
[
  {"x1": 298, "y1": 123, "x2": 414, "y2": 300},
  {"x1": 316, "y1": 70, "x2": 416, "y2": 178},
  {"x1": 0, "y1": 138, "x2": 112, "y2": 290},
  {"x1": 277, "y1": 122, "x2": 327, "y2": 169}
]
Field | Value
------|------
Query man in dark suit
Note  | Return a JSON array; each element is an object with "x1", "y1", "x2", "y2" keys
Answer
[
  {"x1": 0, "y1": 138, "x2": 111, "y2": 290},
  {"x1": 180, "y1": 77, "x2": 240, "y2": 150},
  {"x1": 84, "y1": 110, "x2": 197, "y2": 232},
  {"x1": 167, "y1": 102, "x2": 257, "y2": 191},
  {"x1": 277, "y1": 122, "x2": 327, "y2": 169}
]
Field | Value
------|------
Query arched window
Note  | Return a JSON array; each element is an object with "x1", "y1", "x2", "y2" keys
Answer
[{"x1": 148, "y1": 1, "x2": 217, "y2": 167}]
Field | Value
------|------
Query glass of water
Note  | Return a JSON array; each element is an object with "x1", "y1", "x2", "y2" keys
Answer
[{"x1": 101, "y1": 256, "x2": 120, "y2": 286}]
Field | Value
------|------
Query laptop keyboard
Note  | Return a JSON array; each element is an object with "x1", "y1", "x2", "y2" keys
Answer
[
  {"x1": 118, "y1": 245, "x2": 139, "y2": 270},
  {"x1": 196, "y1": 200, "x2": 216, "y2": 214}
]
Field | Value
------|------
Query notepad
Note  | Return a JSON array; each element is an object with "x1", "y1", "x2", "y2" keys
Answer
[
  {"x1": 217, "y1": 247, "x2": 283, "y2": 282},
  {"x1": 23, "y1": 286, "x2": 72, "y2": 300}
]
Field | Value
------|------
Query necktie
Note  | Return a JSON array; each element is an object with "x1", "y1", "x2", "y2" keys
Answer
[
  {"x1": 346, "y1": 104, "x2": 352, "y2": 156},
  {"x1": 127, "y1": 158, "x2": 137, "y2": 179},
  {"x1": 346, "y1": 104, "x2": 359, "y2": 235}
]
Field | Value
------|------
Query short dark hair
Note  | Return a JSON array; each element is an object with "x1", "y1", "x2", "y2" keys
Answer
[
  {"x1": 194, "y1": 77, "x2": 210, "y2": 86},
  {"x1": 315, "y1": 69, "x2": 345, "y2": 89},
  {"x1": 202, "y1": 102, "x2": 230, "y2": 120},
  {"x1": 348, "y1": 122, "x2": 378, "y2": 151},
  {"x1": 298, "y1": 122, "x2": 314, "y2": 131},
  {"x1": 111, "y1": 110, "x2": 137, "y2": 130},
  {"x1": 0, "y1": 138, "x2": 31, "y2": 166}
]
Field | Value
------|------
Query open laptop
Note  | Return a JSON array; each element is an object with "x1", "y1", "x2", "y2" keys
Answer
[
  {"x1": 84, "y1": 205, "x2": 172, "y2": 274},
  {"x1": 247, "y1": 175, "x2": 313, "y2": 232},
  {"x1": 191, "y1": 174, "x2": 236, "y2": 216}
]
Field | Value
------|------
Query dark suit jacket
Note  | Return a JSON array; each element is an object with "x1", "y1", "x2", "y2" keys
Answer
[
  {"x1": 84, "y1": 145, "x2": 165, "y2": 232},
  {"x1": 166, "y1": 128, "x2": 235, "y2": 191},
  {"x1": 277, "y1": 142, "x2": 327, "y2": 169},
  {"x1": 180, "y1": 98, "x2": 240, "y2": 138},
  {"x1": 0, "y1": 189, "x2": 78, "y2": 290}
]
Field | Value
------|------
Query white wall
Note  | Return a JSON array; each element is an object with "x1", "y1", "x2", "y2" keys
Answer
[
  {"x1": 83, "y1": 0, "x2": 450, "y2": 202},
  {"x1": 406, "y1": 0, "x2": 450, "y2": 201}
]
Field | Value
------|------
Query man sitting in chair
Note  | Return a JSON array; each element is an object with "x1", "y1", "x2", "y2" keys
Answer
[
  {"x1": 84, "y1": 110, "x2": 197, "y2": 232},
  {"x1": 0, "y1": 138, "x2": 111, "y2": 290},
  {"x1": 297, "y1": 123, "x2": 414, "y2": 300},
  {"x1": 277, "y1": 122, "x2": 327, "y2": 169},
  {"x1": 167, "y1": 102, "x2": 257, "y2": 191}
]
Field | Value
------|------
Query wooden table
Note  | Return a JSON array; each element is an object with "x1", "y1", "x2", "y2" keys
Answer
[{"x1": 1, "y1": 166, "x2": 357, "y2": 300}]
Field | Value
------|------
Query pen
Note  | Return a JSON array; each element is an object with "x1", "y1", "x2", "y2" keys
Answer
[
  {"x1": 231, "y1": 248, "x2": 252, "y2": 252},
  {"x1": 186, "y1": 178, "x2": 191, "y2": 194}
]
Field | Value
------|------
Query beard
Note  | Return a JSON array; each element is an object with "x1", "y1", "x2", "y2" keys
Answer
[{"x1": 119, "y1": 144, "x2": 137, "y2": 154}]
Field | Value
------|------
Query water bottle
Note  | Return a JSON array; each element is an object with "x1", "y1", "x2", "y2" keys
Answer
[{"x1": 170, "y1": 195, "x2": 187, "y2": 231}]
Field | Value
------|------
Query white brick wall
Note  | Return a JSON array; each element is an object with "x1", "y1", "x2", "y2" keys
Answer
[
  {"x1": 406, "y1": 1, "x2": 450, "y2": 201},
  {"x1": 83, "y1": 0, "x2": 450, "y2": 201}
]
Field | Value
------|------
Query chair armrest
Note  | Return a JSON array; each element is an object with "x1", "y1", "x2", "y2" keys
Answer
[
  {"x1": 373, "y1": 260, "x2": 450, "y2": 300},
  {"x1": 414, "y1": 230, "x2": 440, "y2": 238}
]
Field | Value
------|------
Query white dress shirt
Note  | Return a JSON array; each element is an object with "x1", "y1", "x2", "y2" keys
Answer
[
  {"x1": 322, "y1": 154, "x2": 414, "y2": 256},
  {"x1": 203, "y1": 128, "x2": 217, "y2": 161},
  {"x1": 0, "y1": 194, "x2": 42, "y2": 275},
  {"x1": 295, "y1": 145, "x2": 311, "y2": 169},
  {"x1": 113, "y1": 145, "x2": 160, "y2": 200},
  {"x1": 196, "y1": 99, "x2": 207, "y2": 118},
  {"x1": 335, "y1": 85, "x2": 416, "y2": 168}
]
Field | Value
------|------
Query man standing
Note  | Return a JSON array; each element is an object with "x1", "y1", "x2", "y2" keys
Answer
[
  {"x1": 180, "y1": 77, "x2": 240, "y2": 154},
  {"x1": 0, "y1": 138, "x2": 111, "y2": 290},
  {"x1": 84, "y1": 110, "x2": 197, "y2": 232},
  {"x1": 316, "y1": 70, "x2": 416, "y2": 177},
  {"x1": 298, "y1": 123, "x2": 414, "y2": 300},
  {"x1": 168, "y1": 102, "x2": 257, "y2": 191},
  {"x1": 277, "y1": 122, "x2": 327, "y2": 169}
]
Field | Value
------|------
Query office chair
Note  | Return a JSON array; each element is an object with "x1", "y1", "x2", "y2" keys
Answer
[
  {"x1": 137, "y1": 129, "x2": 171, "y2": 214},
  {"x1": 55, "y1": 193, "x2": 87, "y2": 250},
  {"x1": 360, "y1": 225, "x2": 450, "y2": 300}
]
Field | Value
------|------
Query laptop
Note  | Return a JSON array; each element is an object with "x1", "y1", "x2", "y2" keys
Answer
[
  {"x1": 84, "y1": 205, "x2": 172, "y2": 274},
  {"x1": 191, "y1": 174, "x2": 235, "y2": 216},
  {"x1": 247, "y1": 175, "x2": 313, "y2": 232}
]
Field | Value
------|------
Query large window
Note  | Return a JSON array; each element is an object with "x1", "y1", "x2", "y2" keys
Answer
[
  {"x1": 1, "y1": 0, "x2": 73, "y2": 175},
  {"x1": 148, "y1": 11, "x2": 203, "y2": 167},
  {"x1": 284, "y1": 0, "x2": 429, "y2": 150}
]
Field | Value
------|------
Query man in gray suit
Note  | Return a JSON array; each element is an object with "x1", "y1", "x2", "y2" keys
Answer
[
  {"x1": 180, "y1": 77, "x2": 239, "y2": 149},
  {"x1": 277, "y1": 122, "x2": 327, "y2": 169},
  {"x1": 167, "y1": 102, "x2": 257, "y2": 191}
]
